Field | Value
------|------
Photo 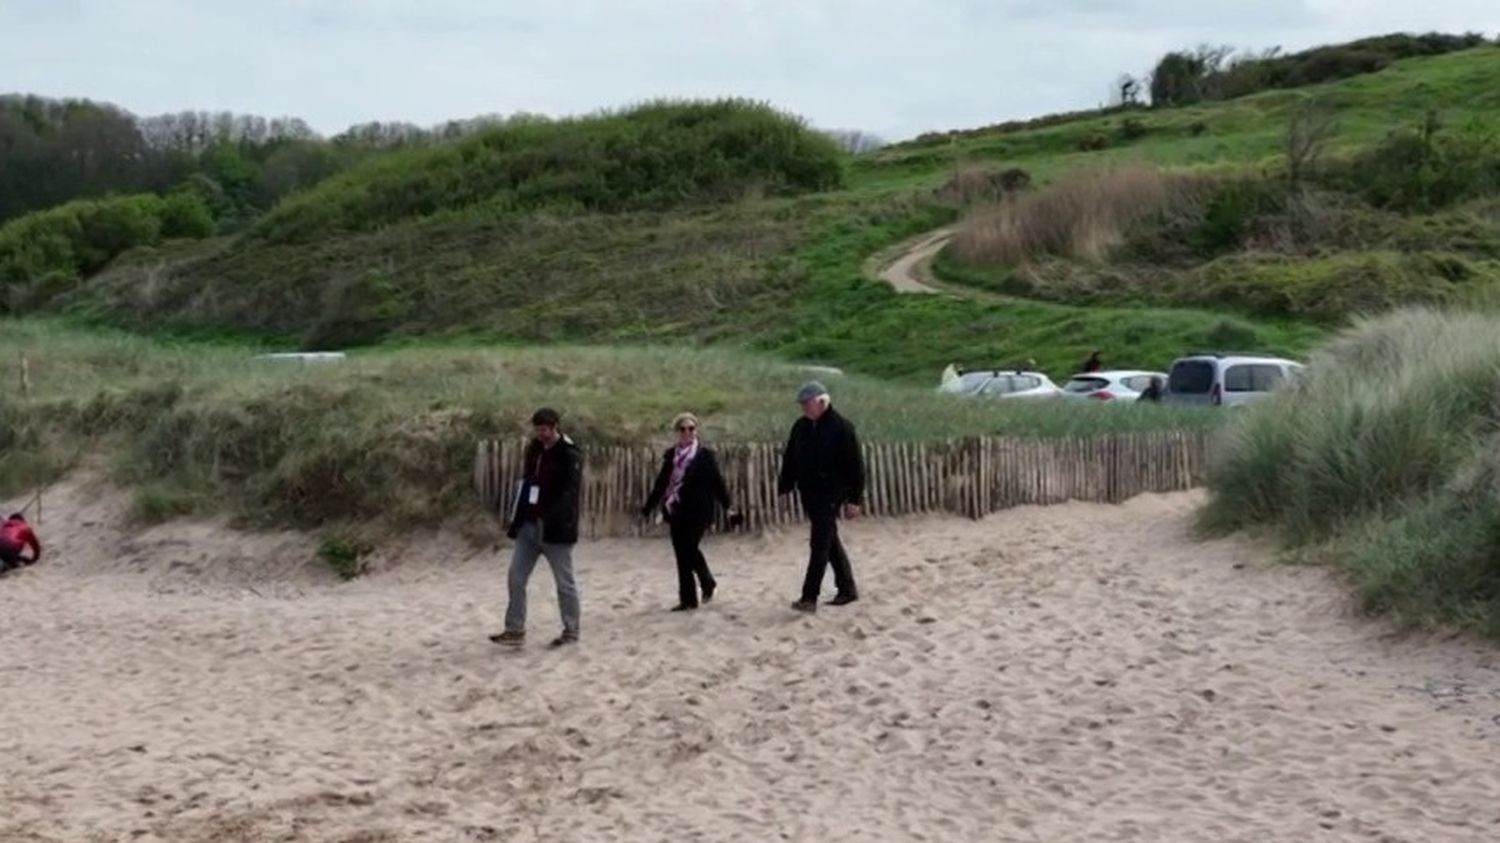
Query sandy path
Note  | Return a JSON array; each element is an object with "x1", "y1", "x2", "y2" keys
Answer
[
  {"x1": 865, "y1": 227, "x2": 955, "y2": 294},
  {"x1": 4, "y1": 487, "x2": 1500, "y2": 841}
]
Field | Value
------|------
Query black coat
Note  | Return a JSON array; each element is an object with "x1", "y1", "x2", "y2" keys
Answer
[
  {"x1": 642, "y1": 445, "x2": 733, "y2": 527},
  {"x1": 507, "y1": 436, "x2": 583, "y2": 545},
  {"x1": 777, "y1": 407, "x2": 866, "y2": 506}
]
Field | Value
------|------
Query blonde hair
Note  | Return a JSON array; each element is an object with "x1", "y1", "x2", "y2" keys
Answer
[{"x1": 671, "y1": 412, "x2": 700, "y2": 431}]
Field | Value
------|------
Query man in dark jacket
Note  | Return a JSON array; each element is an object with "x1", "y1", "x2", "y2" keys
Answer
[
  {"x1": 778, "y1": 382, "x2": 865, "y2": 613},
  {"x1": 490, "y1": 408, "x2": 583, "y2": 648}
]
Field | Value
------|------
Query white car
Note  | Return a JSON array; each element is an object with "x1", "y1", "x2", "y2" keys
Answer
[
  {"x1": 1061, "y1": 370, "x2": 1167, "y2": 403},
  {"x1": 940, "y1": 369, "x2": 1062, "y2": 400}
]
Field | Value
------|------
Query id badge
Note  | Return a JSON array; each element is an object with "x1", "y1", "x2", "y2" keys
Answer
[{"x1": 529, "y1": 486, "x2": 541, "y2": 505}]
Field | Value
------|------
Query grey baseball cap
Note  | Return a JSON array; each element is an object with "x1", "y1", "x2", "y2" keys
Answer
[{"x1": 796, "y1": 381, "x2": 829, "y2": 404}]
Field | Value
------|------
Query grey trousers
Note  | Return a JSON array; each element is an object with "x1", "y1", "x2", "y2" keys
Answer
[{"x1": 504, "y1": 521, "x2": 581, "y2": 638}]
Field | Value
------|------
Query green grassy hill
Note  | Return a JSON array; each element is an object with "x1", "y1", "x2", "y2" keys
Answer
[{"x1": 17, "y1": 45, "x2": 1485, "y2": 383}]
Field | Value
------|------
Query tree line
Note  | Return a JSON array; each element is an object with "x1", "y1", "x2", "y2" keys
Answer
[
  {"x1": 0, "y1": 94, "x2": 544, "y2": 228},
  {"x1": 1115, "y1": 31, "x2": 1494, "y2": 108}
]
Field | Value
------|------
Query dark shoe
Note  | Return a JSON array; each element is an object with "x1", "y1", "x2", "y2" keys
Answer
[
  {"x1": 791, "y1": 600, "x2": 818, "y2": 614},
  {"x1": 702, "y1": 584, "x2": 716, "y2": 603},
  {"x1": 549, "y1": 634, "x2": 579, "y2": 648},
  {"x1": 671, "y1": 603, "x2": 698, "y2": 612},
  {"x1": 826, "y1": 593, "x2": 859, "y2": 607},
  {"x1": 489, "y1": 630, "x2": 525, "y2": 646}
]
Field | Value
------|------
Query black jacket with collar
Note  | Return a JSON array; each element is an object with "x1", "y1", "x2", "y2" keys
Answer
[
  {"x1": 642, "y1": 444, "x2": 733, "y2": 527},
  {"x1": 507, "y1": 435, "x2": 583, "y2": 545},
  {"x1": 777, "y1": 406, "x2": 865, "y2": 506}
]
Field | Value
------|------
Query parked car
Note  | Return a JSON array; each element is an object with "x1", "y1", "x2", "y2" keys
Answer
[
  {"x1": 940, "y1": 370, "x2": 1062, "y2": 400},
  {"x1": 1061, "y1": 370, "x2": 1168, "y2": 403},
  {"x1": 1163, "y1": 353, "x2": 1303, "y2": 407}
]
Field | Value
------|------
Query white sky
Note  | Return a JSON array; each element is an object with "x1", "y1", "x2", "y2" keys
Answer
[{"x1": 2, "y1": 0, "x2": 1496, "y2": 140}]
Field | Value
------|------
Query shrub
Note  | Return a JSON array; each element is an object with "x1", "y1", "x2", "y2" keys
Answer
[
  {"x1": 1150, "y1": 52, "x2": 1208, "y2": 106},
  {"x1": 1338, "y1": 116, "x2": 1500, "y2": 212},
  {"x1": 159, "y1": 191, "x2": 216, "y2": 239},
  {"x1": 319, "y1": 534, "x2": 371, "y2": 580},
  {"x1": 1193, "y1": 179, "x2": 1290, "y2": 255},
  {"x1": 252, "y1": 99, "x2": 846, "y2": 243},
  {"x1": 932, "y1": 165, "x2": 1032, "y2": 206},
  {"x1": 1117, "y1": 118, "x2": 1149, "y2": 141},
  {"x1": 1202, "y1": 319, "x2": 1260, "y2": 350},
  {"x1": 0, "y1": 193, "x2": 216, "y2": 305},
  {"x1": 1187, "y1": 120, "x2": 1209, "y2": 137},
  {"x1": 1075, "y1": 132, "x2": 1110, "y2": 152}
]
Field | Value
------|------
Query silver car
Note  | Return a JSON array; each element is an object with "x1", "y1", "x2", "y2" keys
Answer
[
  {"x1": 941, "y1": 370, "x2": 1063, "y2": 400},
  {"x1": 1163, "y1": 354, "x2": 1303, "y2": 407}
]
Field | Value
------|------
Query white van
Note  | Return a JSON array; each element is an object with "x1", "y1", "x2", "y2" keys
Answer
[{"x1": 1163, "y1": 353, "x2": 1303, "y2": 408}]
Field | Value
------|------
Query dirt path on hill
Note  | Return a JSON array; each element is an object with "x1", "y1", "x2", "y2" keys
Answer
[{"x1": 863, "y1": 226, "x2": 956, "y2": 294}]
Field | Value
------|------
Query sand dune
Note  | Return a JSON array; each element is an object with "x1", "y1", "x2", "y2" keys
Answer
[{"x1": 4, "y1": 480, "x2": 1500, "y2": 841}]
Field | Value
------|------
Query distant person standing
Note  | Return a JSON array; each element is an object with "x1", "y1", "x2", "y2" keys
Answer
[
  {"x1": 1081, "y1": 351, "x2": 1104, "y2": 373},
  {"x1": 778, "y1": 382, "x2": 865, "y2": 613},
  {"x1": 1139, "y1": 376, "x2": 1165, "y2": 403},
  {"x1": 641, "y1": 413, "x2": 742, "y2": 612},
  {"x1": 491, "y1": 408, "x2": 583, "y2": 649},
  {"x1": 0, "y1": 513, "x2": 41, "y2": 574}
]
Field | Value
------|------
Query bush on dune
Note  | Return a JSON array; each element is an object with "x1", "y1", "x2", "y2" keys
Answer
[
  {"x1": 252, "y1": 99, "x2": 845, "y2": 244},
  {"x1": 0, "y1": 191, "x2": 215, "y2": 310},
  {"x1": 1202, "y1": 307, "x2": 1500, "y2": 635}
]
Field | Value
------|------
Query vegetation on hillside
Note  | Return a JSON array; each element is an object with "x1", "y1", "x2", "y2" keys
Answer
[
  {"x1": 1146, "y1": 32, "x2": 1493, "y2": 107},
  {"x1": 1201, "y1": 308, "x2": 1500, "y2": 637},
  {"x1": 0, "y1": 320, "x2": 1217, "y2": 530},
  {"x1": 251, "y1": 99, "x2": 844, "y2": 243},
  {"x1": 0, "y1": 94, "x2": 553, "y2": 228},
  {"x1": 1, "y1": 31, "x2": 1497, "y2": 546},
  {"x1": 0, "y1": 192, "x2": 216, "y2": 311},
  {"x1": 940, "y1": 47, "x2": 1500, "y2": 325}
]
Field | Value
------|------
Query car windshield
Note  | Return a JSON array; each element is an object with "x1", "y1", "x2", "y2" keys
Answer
[
  {"x1": 943, "y1": 372, "x2": 994, "y2": 395},
  {"x1": 1168, "y1": 360, "x2": 1215, "y2": 394},
  {"x1": 1063, "y1": 377, "x2": 1109, "y2": 394}
]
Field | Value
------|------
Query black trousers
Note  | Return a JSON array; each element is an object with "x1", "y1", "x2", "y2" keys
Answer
[
  {"x1": 801, "y1": 498, "x2": 857, "y2": 603},
  {"x1": 669, "y1": 517, "x2": 716, "y2": 607}
]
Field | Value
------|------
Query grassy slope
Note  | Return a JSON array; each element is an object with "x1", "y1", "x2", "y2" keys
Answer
[
  {"x1": 904, "y1": 48, "x2": 1500, "y2": 327},
  {"x1": 861, "y1": 46, "x2": 1500, "y2": 189},
  {"x1": 76, "y1": 49, "x2": 1500, "y2": 384}
]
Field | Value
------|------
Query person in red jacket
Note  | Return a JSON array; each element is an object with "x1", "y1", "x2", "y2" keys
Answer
[{"x1": 0, "y1": 513, "x2": 41, "y2": 573}]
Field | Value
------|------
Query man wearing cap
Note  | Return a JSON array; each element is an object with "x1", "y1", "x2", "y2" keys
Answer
[{"x1": 778, "y1": 381, "x2": 866, "y2": 613}]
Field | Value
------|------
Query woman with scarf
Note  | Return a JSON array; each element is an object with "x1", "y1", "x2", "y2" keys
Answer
[{"x1": 642, "y1": 413, "x2": 741, "y2": 611}]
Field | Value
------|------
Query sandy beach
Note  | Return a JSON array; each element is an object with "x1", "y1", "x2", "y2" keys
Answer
[{"x1": 4, "y1": 481, "x2": 1500, "y2": 842}]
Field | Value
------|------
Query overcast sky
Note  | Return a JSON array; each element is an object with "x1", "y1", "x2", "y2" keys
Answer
[{"x1": 3, "y1": 0, "x2": 1497, "y2": 141}]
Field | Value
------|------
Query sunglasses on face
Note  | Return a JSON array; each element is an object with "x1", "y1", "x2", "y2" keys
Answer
[{"x1": 677, "y1": 425, "x2": 696, "y2": 432}]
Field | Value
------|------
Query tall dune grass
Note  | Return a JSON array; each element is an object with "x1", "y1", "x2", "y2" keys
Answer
[
  {"x1": 951, "y1": 167, "x2": 1217, "y2": 266},
  {"x1": 1202, "y1": 307, "x2": 1500, "y2": 636}
]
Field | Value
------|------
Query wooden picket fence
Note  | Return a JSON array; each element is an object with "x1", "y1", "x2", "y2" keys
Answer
[{"x1": 474, "y1": 431, "x2": 1213, "y2": 538}]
